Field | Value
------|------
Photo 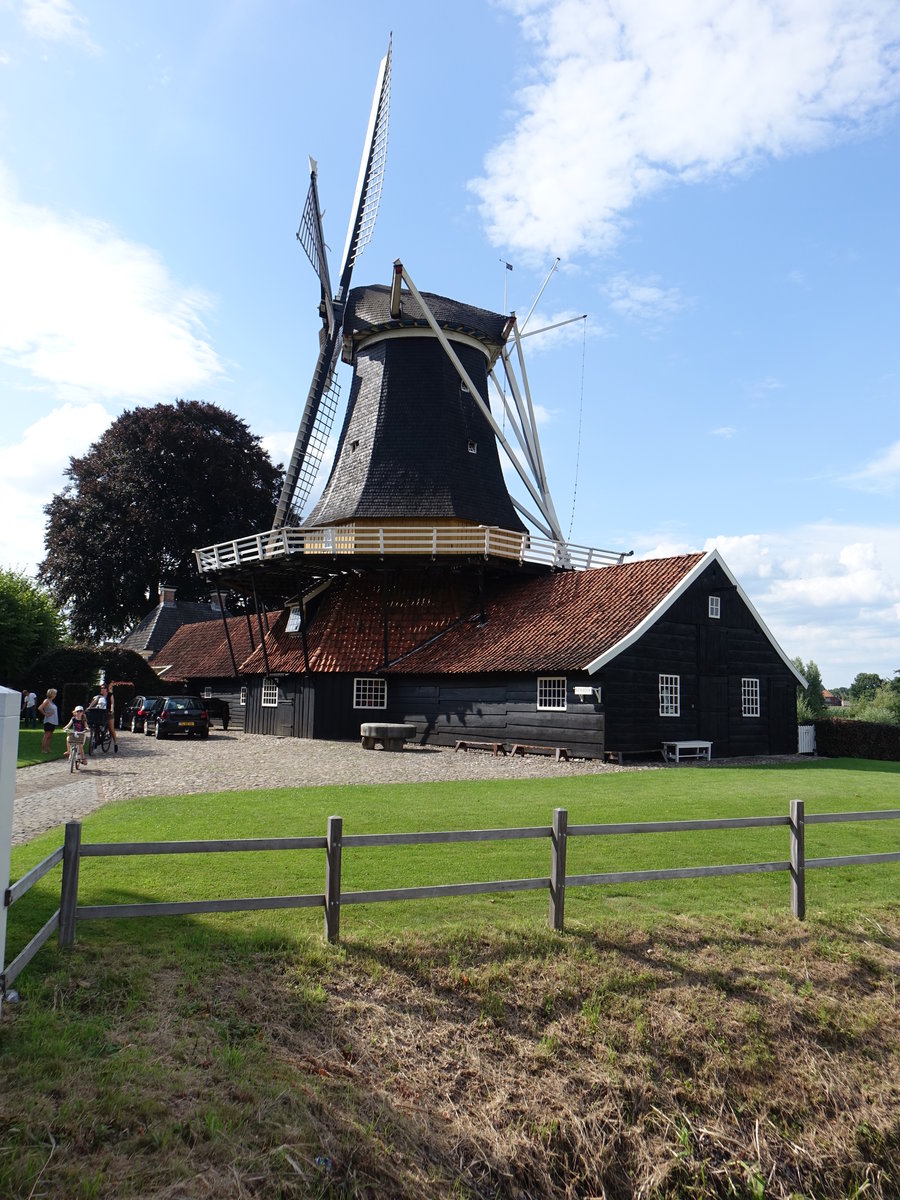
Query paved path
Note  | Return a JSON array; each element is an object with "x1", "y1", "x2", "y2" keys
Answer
[{"x1": 12, "y1": 729, "x2": 627, "y2": 846}]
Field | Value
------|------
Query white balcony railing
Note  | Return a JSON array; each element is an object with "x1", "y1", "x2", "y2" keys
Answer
[{"x1": 194, "y1": 523, "x2": 629, "y2": 575}]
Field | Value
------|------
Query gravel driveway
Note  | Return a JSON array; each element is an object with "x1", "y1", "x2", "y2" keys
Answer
[{"x1": 12, "y1": 729, "x2": 626, "y2": 846}]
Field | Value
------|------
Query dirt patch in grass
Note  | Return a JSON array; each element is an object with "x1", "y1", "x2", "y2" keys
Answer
[{"x1": 1, "y1": 911, "x2": 898, "y2": 1198}]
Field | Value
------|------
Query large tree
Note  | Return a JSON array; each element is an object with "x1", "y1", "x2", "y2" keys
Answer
[
  {"x1": 40, "y1": 400, "x2": 282, "y2": 640},
  {"x1": 0, "y1": 568, "x2": 64, "y2": 687}
]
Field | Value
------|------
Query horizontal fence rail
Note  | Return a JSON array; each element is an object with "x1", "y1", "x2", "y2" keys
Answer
[
  {"x1": 3, "y1": 803, "x2": 898, "y2": 990},
  {"x1": 193, "y1": 522, "x2": 628, "y2": 576}
]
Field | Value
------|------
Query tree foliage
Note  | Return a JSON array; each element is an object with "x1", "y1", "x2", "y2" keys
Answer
[
  {"x1": 25, "y1": 644, "x2": 165, "y2": 712},
  {"x1": 792, "y1": 657, "x2": 827, "y2": 722},
  {"x1": 849, "y1": 672, "x2": 884, "y2": 702},
  {"x1": 0, "y1": 567, "x2": 64, "y2": 688},
  {"x1": 39, "y1": 400, "x2": 282, "y2": 640}
]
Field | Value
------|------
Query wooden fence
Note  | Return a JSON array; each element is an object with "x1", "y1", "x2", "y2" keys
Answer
[{"x1": 3, "y1": 802, "x2": 899, "y2": 992}]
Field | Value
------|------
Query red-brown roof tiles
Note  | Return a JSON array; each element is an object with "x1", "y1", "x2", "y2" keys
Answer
[
  {"x1": 239, "y1": 554, "x2": 704, "y2": 677},
  {"x1": 151, "y1": 612, "x2": 279, "y2": 681},
  {"x1": 387, "y1": 553, "x2": 705, "y2": 674},
  {"x1": 240, "y1": 572, "x2": 481, "y2": 675}
]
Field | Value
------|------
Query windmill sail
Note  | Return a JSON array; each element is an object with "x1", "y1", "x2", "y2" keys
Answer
[{"x1": 273, "y1": 38, "x2": 392, "y2": 530}]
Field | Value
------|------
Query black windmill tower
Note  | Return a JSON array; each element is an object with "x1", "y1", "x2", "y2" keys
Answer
[{"x1": 272, "y1": 40, "x2": 587, "y2": 569}]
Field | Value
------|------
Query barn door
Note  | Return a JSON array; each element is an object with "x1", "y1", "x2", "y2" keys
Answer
[{"x1": 698, "y1": 676, "x2": 729, "y2": 757}]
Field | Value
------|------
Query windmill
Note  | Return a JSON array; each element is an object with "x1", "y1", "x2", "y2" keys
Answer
[
  {"x1": 273, "y1": 39, "x2": 392, "y2": 530},
  {"x1": 256, "y1": 39, "x2": 626, "y2": 577}
]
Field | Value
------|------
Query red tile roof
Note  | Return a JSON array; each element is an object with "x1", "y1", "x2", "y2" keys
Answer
[
  {"x1": 238, "y1": 554, "x2": 704, "y2": 677},
  {"x1": 151, "y1": 611, "x2": 280, "y2": 681},
  {"x1": 240, "y1": 572, "x2": 480, "y2": 675},
  {"x1": 386, "y1": 554, "x2": 705, "y2": 674}
]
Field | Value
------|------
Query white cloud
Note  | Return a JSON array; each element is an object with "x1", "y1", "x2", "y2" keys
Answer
[
  {"x1": 473, "y1": 0, "x2": 900, "y2": 259},
  {"x1": 0, "y1": 167, "x2": 224, "y2": 405},
  {"x1": 21, "y1": 0, "x2": 99, "y2": 53},
  {"x1": 711, "y1": 425, "x2": 737, "y2": 439},
  {"x1": 0, "y1": 401, "x2": 113, "y2": 571},
  {"x1": 605, "y1": 273, "x2": 688, "y2": 321},
  {"x1": 841, "y1": 438, "x2": 900, "y2": 493}
]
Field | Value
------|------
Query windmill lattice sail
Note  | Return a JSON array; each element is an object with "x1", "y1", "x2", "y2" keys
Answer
[{"x1": 273, "y1": 39, "x2": 392, "y2": 529}]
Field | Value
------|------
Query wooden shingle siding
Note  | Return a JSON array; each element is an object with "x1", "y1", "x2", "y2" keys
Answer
[{"x1": 387, "y1": 676, "x2": 604, "y2": 758}]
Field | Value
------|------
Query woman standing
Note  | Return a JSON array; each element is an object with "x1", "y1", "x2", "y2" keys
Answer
[
  {"x1": 38, "y1": 688, "x2": 59, "y2": 753},
  {"x1": 88, "y1": 683, "x2": 119, "y2": 752}
]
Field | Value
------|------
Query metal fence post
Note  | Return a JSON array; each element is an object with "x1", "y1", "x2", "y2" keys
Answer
[
  {"x1": 790, "y1": 798, "x2": 805, "y2": 920},
  {"x1": 325, "y1": 816, "x2": 342, "y2": 944},
  {"x1": 59, "y1": 821, "x2": 82, "y2": 948},
  {"x1": 549, "y1": 807, "x2": 568, "y2": 932}
]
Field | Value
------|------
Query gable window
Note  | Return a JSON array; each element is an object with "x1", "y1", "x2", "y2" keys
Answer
[
  {"x1": 659, "y1": 674, "x2": 680, "y2": 717},
  {"x1": 261, "y1": 678, "x2": 279, "y2": 708},
  {"x1": 285, "y1": 606, "x2": 302, "y2": 633},
  {"x1": 203, "y1": 686, "x2": 212, "y2": 699},
  {"x1": 354, "y1": 677, "x2": 387, "y2": 709},
  {"x1": 742, "y1": 677, "x2": 760, "y2": 718},
  {"x1": 537, "y1": 676, "x2": 567, "y2": 711},
  {"x1": 239, "y1": 686, "x2": 247, "y2": 706},
  {"x1": 708, "y1": 595, "x2": 721, "y2": 619}
]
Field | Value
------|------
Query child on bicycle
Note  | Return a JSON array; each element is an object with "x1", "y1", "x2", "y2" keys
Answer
[{"x1": 63, "y1": 705, "x2": 89, "y2": 767}]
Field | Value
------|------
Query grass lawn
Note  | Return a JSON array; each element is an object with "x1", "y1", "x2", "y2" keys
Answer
[
  {"x1": 15, "y1": 726, "x2": 67, "y2": 768},
  {"x1": 2, "y1": 759, "x2": 898, "y2": 1198}
]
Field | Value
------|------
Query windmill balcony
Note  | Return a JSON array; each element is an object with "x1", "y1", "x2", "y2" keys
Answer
[{"x1": 194, "y1": 522, "x2": 628, "y2": 578}]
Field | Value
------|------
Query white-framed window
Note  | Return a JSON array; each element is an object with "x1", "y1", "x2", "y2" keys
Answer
[
  {"x1": 742, "y1": 677, "x2": 760, "y2": 717},
  {"x1": 708, "y1": 595, "x2": 721, "y2": 619},
  {"x1": 354, "y1": 677, "x2": 387, "y2": 709},
  {"x1": 537, "y1": 676, "x2": 567, "y2": 711},
  {"x1": 261, "y1": 678, "x2": 279, "y2": 708},
  {"x1": 203, "y1": 686, "x2": 212, "y2": 699},
  {"x1": 659, "y1": 674, "x2": 680, "y2": 717},
  {"x1": 285, "y1": 606, "x2": 302, "y2": 633},
  {"x1": 239, "y1": 686, "x2": 247, "y2": 706}
]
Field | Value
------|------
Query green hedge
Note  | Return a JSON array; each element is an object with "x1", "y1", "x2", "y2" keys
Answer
[{"x1": 814, "y1": 718, "x2": 900, "y2": 762}]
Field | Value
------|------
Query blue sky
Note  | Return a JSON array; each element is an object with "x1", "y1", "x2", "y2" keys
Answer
[{"x1": 1, "y1": 0, "x2": 898, "y2": 687}]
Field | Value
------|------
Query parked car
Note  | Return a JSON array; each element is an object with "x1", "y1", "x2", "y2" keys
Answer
[
  {"x1": 123, "y1": 695, "x2": 163, "y2": 733},
  {"x1": 201, "y1": 696, "x2": 230, "y2": 730},
  {"x1": 141, "y1": 698, "x2": 167, "y2": 734},
  {"x1": 147, "y1": 696, "x2": 210, "y2": 740}
]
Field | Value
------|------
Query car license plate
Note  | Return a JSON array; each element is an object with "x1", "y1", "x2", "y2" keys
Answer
[{"x1": 182, "y1": 721, "x2": 194, "y2": 727}]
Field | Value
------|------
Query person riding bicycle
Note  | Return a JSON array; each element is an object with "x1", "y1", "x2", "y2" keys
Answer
[
  {"x1": 63, "y1": 706, "x2": 89, "y2": 767},
  {"x1": 88, "y1": 683, "x2": 119, "y2": 753}
]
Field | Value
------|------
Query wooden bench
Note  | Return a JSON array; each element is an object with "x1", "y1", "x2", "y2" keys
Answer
[
  {"x1": 510, "y1": 743, "x2": 569, "y2": 763},
  {"x1": 661, "y1": 740, "x2": 712, "y2": 763},
  {"x1": 604, "y1": 748, "x2": 667, "y2": 765},
  {"x1": 360, "y1": 722, "x2": 417, "y2": 752},
  {"x1": 454, "y1": 740, "x2": 507, "y2": 756}
]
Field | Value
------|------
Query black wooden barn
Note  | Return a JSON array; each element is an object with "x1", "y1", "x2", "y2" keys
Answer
[{"x1": 220, "y1": 549, "x2": 802, "y2": 758}]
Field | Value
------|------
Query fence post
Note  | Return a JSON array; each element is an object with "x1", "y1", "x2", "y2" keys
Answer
[
  {"x1": 59, "y1": 821, "x2": 82, "y2": 948},
  {"x1": 549, "y1": 807, "x2": 568, "y2": 932},
  {"x1": 324, "y1": 815, "x2": 342, "y2": 944},
  {"x1": 790, "y1": 799, "x2": 805, "y2": 920}
]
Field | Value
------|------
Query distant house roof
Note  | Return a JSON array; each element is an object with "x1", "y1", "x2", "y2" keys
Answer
[
  {"x1": 120, "y1": 597, "x2": 225, "y2": 657},
  {"x1": 151, "y1": 611, "x2": 279, "y2": 681}
]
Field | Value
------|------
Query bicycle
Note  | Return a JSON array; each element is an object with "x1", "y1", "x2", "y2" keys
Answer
[
  {"x1": 68, "y1": 730, "x2": 86, "y2": 773},
  {"x1": 86, "y1": 707, "x2": 112, "y2": 755}
]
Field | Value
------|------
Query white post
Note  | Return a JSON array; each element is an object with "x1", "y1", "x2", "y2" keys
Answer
[{"x1": 0, "y1": 686, "x2": 21, "y2": 1016}]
